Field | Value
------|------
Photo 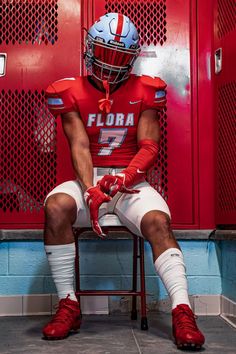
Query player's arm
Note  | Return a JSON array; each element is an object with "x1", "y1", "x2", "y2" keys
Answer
[
  {"x1": 119, "y1": 108, "x2": 160, "y2": 186},
  {"x1": 98, "y1": 109, "x2": 160, "y2": 196},
  {"x1": 61, "y1": 111, "x2": 93, "y2": 191},
  {"x1": 137, "y1": 108, "x2": 160, "y2": 144},
  {"x1": 61, "y1": 111, "x2": 111, "y2": 238}
]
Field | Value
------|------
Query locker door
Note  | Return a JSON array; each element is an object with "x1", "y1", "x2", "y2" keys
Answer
[
  {"x1": 0, "y1": 0, "x2": 82, "y2": 228},
  {"x1": 1, "y1": 0, "x2": 200, "y2": 229},
  {"x1": 91, "y1": 0, "x2": 199, "y2": 228},
  {"x1": 214, "y1": 0, "x2": 236, "y2": 225}
]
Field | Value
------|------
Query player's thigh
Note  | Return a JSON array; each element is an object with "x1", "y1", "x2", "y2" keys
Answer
[
  {"x1": 114, "y1": 181, "x2": 171, "y2": 237},
  {"x1": 45, "y1": 180, "x2": 91, "y2": 227}
]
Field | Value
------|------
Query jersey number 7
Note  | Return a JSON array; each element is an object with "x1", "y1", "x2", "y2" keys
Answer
[{"x1": 98, "y1": 128, "x2": 128, "y2": 156}]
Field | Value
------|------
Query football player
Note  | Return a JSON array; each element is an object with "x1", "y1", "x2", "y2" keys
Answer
[{"x1": 43, "y1": 12, "x2": 205, "y2": 349}]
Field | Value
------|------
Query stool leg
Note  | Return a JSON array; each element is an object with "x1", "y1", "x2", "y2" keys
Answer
[
  {"x1": 139, "y1": 238, "x2": 148, "y2": 330},
  {"x1": 131, "y1": 235, "x2": 138, "y2": 320}
]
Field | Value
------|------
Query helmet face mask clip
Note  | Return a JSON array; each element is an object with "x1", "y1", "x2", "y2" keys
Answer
[{"x1": 85, "y1": 13, "x2": 140, "y2": 85}]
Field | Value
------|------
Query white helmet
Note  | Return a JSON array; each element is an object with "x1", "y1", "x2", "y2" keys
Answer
[{"x1": 85, "y1": 13, "x2": 140, "y2": 84}]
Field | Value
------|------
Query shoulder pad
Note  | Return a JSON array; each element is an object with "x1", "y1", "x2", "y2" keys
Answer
[
  {"x1": 45, "y1": 78, "x2": 77, "y2": 116},
  {"x1": 140, "y1": 75, "x2": 167, "y2": 90},
  {"x1": 46, "y1": 77, "x2": 77, "y2": 95}
]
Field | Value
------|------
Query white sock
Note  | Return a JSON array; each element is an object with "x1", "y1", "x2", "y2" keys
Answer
[
  {"x1": 45, "y1": 243, "x2": 77, "y2": 302},
  {"x1": 154, "y1": 248, "x2": 191, "y2": 309}
]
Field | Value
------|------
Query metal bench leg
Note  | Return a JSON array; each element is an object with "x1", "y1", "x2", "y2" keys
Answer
[
  {"x1": 74, "y1": 228, "x2": 148, "y2": 329},
  {"x1": 139, "y1": 237, "x2": 148, "y2": 330},
  {"x1": 131, "y1": 235, "x2": 138, "y2": 320}
]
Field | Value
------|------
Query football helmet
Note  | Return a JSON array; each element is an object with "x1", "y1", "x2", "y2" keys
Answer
[{"x1": 85, "y1": 13, "x2": 140, "y2": 84}]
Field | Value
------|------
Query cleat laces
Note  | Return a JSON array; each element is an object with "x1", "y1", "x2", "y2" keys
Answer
[
  {"x1": 174, "y1": 306, "x2": 199, "y2": 331},
  {"x1": 51, "y1": 295, "x2": 79, "y2": 325}
]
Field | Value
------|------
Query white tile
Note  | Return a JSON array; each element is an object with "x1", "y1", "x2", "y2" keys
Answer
[
  {"x1": 221, "y1": 295, "x2": 236, "y2": 316},
  {"x1": 189, "y1": 295, "x2": 195, "y2": 310},
  {"x1": 193, "y1": 295, "x2": 221, "y2": 315},
  {"x1": 51, "y1": 294, "x2": 59, "y2": 314},
  {"x1": 0, "y1": 296, "x2": 22, "y2": 316},
  {"x1": 220, "y1": 296, "x2": 236, "y2": 329},
  {"x1": 221, "y1": 295, "x2": 229, "y2": 315},
  {"x1": 156, "y1": 298, "x2": 171, "y2": 313},
  {"x1": 23, "y1": 294, "x2": 51, "y2": 315},
  {"x1": 51, "y1": 294, "x2": 108, "y2": 314},
  {"x1": 81, "y1": 296, "x2": 109, "y2": 314}
]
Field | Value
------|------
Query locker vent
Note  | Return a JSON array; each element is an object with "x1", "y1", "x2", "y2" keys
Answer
[
  {"x1": 0, "y1": 90, "x2": 57, "y2": 212},
  {"x1": 0, "y1": 0, "x2": 58, "y2": 45},
  {"x1": 217, "y1": 0, "x2": 235, "y2": 38},
  {"x1": 217, "y1": 81, "x2": 236, "y2": 211},
  {"x1": 147, "y1": 108, "x2": 168, "y2": 200},
  {"x1": 105, "y1": 0, "x2": 167, "y2": 46}
]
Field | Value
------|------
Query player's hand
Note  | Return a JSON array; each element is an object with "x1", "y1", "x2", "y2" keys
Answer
[
  {"x1": 84, "y1": 186, "x2": 111, "y2": 238},
  {"x1": 98, "y1": 174, "x2": 140, "y2": 198}
]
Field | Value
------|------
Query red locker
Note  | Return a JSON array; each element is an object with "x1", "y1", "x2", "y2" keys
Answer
[
  {"x1": 93, "y1": 0, "x2": 199, "y2": 228},
  {"x1": 213, "y1": 0, "x2": 236, "y2": 225},
  {"x1": 0, "y1": 0, "x2": 82, "y2": 227},
  {"x1": 0, "y1": 0, "x2": 227, "y2": 230}
]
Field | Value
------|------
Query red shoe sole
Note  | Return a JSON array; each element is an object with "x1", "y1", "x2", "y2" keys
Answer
[
  {"x1": 43, "y1": 328, "x2": 80, "y2": 341},
  {"x1": 175, "y1": 340, "x2": 203, "y2": 350}
]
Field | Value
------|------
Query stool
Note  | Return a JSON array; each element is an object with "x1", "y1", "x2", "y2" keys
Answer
[{"x1": 73, "y1": 214, "x2": 148, "y2": 330}]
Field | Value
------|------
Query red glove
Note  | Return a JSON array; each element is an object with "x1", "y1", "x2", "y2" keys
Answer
[
  {"x1": 99, "y1": 139, "x2": 159, "y2": 197},
  {"x1": 84, "y1": 186, "x2": 111, "y2": 238},
  {"x1": 121, "y1": 139, "x2": 159, "y2": 187},
  {"x1": 98, "y1": 174, "x2": 140, "y2": 197}
]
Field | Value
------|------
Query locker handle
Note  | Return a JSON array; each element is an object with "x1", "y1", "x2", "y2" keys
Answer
[
  {"x1": 0, "y1": 53, "x2": 7, "y2": 77},
  {"x1": 215, "y1": 48, "x2": 222, "y2": 74}
]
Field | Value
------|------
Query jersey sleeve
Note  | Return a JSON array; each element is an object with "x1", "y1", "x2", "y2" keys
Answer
[
  {"x1": 140, "y1": 75, "x2": 167, "y2": 112},
  {"x1": 45, "y1": 78, "x2": 78, "y2": 116}
]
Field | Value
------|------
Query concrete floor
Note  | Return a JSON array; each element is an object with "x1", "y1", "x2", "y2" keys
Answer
[{"x1": 0, "y1": 313, "x2": 235, "y2": 354}]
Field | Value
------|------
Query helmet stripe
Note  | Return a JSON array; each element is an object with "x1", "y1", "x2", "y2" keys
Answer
[{"x1": 114, "y1": 13, "x2": 124, "y2": 42}]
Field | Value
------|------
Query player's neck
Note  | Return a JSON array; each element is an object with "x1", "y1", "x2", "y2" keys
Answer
[{"x1": 87, "y1": 76, "x2": 126, "y2": 94}]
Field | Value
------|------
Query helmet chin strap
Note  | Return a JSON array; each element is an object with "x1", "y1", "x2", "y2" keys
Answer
[{"x1": 98, "y1": 80, "x2": 113, "y2": 113}]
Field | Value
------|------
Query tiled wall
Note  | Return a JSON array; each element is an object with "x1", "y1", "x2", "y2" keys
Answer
[
  {"x1": 221, "y1": 241, "x2": 236, "y2": 302},
  {"x1": 0, "y1": 239, "x2": 222, "y2": 300}
]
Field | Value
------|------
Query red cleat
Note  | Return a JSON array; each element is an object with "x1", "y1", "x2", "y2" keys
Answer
[
  {"x1": 42, "y1": 296, "x2": 81, "y2": 340},
  {"x1": 172, "y1": 304, "x2": 205, "y2": 350}
]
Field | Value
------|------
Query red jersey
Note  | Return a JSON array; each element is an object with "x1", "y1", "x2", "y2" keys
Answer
[{"x1": 46, "y1": 75, "x2": 166, "y2": 167}]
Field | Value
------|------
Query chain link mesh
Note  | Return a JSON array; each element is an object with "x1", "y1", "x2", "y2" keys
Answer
[
  {"x1": 0, "y1": 0, "x2": 58, "y2": 45},
  {"x1": 217, "y1": 82, "x2": 236, "y2": 212},
  {"x1": 0, "y1": 90, "x2": 57, "y2": 212},
  {"x1": 217, "y1": 0, "x2": 235, "y2": 38},
  {"x1": 105, "y1": 0, "x2": 167, "y2": 46}
]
